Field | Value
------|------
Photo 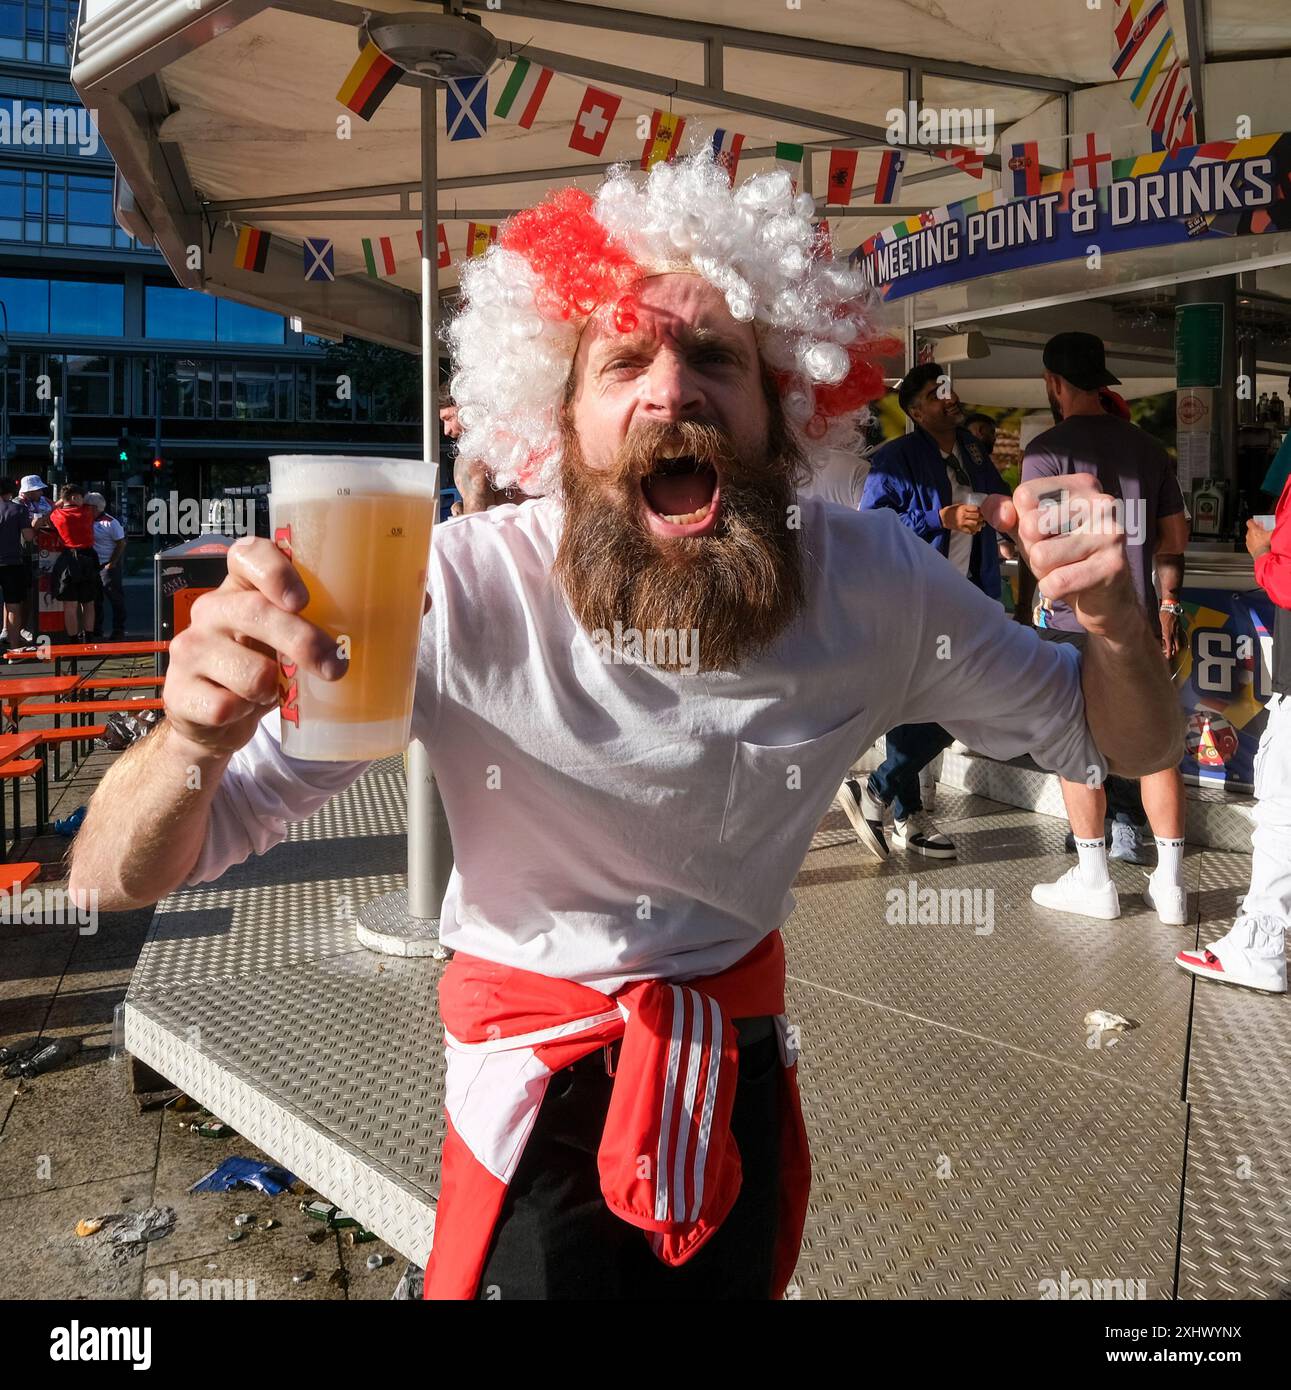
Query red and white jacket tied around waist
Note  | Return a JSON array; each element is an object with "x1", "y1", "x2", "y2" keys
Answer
[{"x1": 424, "y1": 931, "x2": 811, "y2": 1299}]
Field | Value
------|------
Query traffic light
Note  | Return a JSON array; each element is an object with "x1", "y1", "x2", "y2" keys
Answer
[{"x1": 117, "y1": 427, "x2": 130, "y2": 464}]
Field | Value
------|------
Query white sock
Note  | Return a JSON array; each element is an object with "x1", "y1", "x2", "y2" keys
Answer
[
  {"x1": 1074, "y1": 836, "x2": 1110, "y2": 887},
  {"x1": 1155, "y1": 837, "x2": 1186, "y2": 886}
]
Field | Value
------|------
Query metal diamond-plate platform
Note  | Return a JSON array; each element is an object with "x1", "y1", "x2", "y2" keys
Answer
[
  {"x1": 121, "y1": 761, "x2": 1291, "y2": 1296},
  {"x1": 788, "y1": 807, "x2": 1202, "y2": 1102},
  {"x1": 788, "y1": 981, "x2": 1186, "y2": 1299}
]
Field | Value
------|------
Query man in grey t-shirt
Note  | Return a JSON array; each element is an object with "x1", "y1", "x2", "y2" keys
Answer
[{"x1": 1022, "y1": 333, "x2": 1192, "y2": 928}]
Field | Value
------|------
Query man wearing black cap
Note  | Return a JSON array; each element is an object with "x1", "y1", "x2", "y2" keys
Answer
[{"x1": 1024, "y1": 332, "x2": 1190, "y2": 926}]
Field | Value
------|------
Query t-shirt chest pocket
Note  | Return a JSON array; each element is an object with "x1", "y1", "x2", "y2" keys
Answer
[{"x1": 711, "y1": 705, "x2": 873, "y2": 915}]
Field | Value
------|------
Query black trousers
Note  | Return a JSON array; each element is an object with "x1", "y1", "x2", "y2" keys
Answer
[{"x1": 476, "y1": 1031, "x2": 784, "y2": 1300}]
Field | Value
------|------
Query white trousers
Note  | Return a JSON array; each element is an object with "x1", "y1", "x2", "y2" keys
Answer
[{"x1": 1242, "y1": 692, "x2": 1291, "y2": 927}]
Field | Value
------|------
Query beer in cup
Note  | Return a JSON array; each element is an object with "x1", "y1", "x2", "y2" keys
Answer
[{"x1": 269, "y1": 455, "x2": 438, "y2": 761}]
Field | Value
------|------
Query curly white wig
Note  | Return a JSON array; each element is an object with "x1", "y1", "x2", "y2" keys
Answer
[{"x1": 446, "y1": 145, "x2": 890, "y2": 496}]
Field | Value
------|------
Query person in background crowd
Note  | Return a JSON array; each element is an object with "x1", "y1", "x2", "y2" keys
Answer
[
  {"x1": 1177, "y1": 494, "x2": 1290, "y2": 992},
  {"x1": 1024, "y1": 332, "x2": 1191, "y2": 924},
  {"x1": 838, "y1": 362, "x2": 1012, "y2": 861},
  {"x1": 963, "y1": 411, "x2": 997, "y2": 456},
  {"x1": 35, "y1": 483, "x2": 101, "y2": 642},
  {"x1": 17, "y1": 473, "x2": 51, "y2": 642},
  {"x1": 442, "y1": 404, "x2": 529, "y2": 514},
  {"x1": 0, "y1": 478, "x2": 35, "y2": 650},
  {"x1": 86, "y1": 492, "x2": 127, "y2": 641}
]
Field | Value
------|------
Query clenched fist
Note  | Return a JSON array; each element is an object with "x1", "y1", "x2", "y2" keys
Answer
[{"x1": 980, "y1": 474, "x2": 1137, "y2": 640}]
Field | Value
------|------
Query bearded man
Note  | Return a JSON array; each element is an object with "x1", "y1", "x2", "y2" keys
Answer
[{"x1": 69, "y1": 152, "x2": 1182, "y2": 1301}]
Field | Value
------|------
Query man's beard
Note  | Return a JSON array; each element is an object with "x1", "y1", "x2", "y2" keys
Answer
[
  {"x1": 1047, "y1": 388, "x2": 1064, "y2": 424},
  {"x1": 554, "y1": 408, "x2": 806, "y2": 674}
]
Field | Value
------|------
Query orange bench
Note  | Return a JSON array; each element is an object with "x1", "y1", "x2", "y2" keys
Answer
[
  {"x1": 30, "y1": 722, "x2": 109, "y2": 789},
  {"x1": 76, "y1": 677, "x2": 163, "y2": 692},
  {"x1": 16, "y1": 699, "x2": 164, "y2": 719},
  {"x1": 13, "y1": 700, "x2": 163, "y2": 780},
  {"x1": 0, "y1": 757, "x2": 46, "y2": 855}
]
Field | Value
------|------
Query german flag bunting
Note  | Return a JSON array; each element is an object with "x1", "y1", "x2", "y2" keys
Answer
[
  {"x1": 337, "y1": 40, "x2": 405, "y2": 122},
  {"x1": 234, "y1": 225, "x2": 269, "y2": 273}
]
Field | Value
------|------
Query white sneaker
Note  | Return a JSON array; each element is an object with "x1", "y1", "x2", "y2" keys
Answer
[
  {"x1": 891, "y1": 811, "x2": 956, "y2": 859},
  {"x1": 1031, "y1": 866, "x2": 1120, "y2": 920},
  {"x1": 1176, "y1": 915, "x2": 1287, "y2": 993},
  {"x1": 1143, "y1": 872, "x2": 1189, "y2": 926},
  {"x1": 835, "y1": 777, "x2": 889, "y2": 860}
]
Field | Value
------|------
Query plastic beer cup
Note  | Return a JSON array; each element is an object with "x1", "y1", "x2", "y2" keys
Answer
[{"x1": 268, "y1": 455, "x2": 439, "y2": 761}]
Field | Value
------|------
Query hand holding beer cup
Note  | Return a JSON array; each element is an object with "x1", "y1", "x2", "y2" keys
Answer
[
  {"x1": 163, "y1": 535, "x2": 344, "y2": 760},
  {"x1": 267, "y1": 456, "x2": 439, "y2": 761}
]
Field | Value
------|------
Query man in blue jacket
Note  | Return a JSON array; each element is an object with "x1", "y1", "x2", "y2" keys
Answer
[{"x1": 837, "y1": 362, "x2": 1011, "y2": 859}]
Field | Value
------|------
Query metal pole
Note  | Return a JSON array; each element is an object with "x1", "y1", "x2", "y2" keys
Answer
[
  {"x1": 405, "y1": 76, "x2": 455, "y2": 923},
  {"x1": 0, "y1": 301, "x2": 10, "y2": 470}
]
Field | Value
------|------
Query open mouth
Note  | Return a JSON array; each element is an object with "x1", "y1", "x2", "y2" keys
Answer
[{"x1": 640, "y1": 450, "x2": 721, "y2": 536}]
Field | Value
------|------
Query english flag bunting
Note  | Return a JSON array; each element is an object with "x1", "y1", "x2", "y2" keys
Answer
[
  {"x1": 417, "y1": 226, "x2": 452, "y2": 271},
  {"x1": 361, "y1": 235, "x2": 396, "y2": 280},
  {"x1": 1007, "y1": 141, "x2": 1041, "y2": 198},
  {"x1": 445, "y1": 76, "x2": 488, "y2": 141},
  {"x1": 467, "y1": 223, "x2": 498, "y2": 257},
  {"x1": 874, "y1": 149, "x2": 904, "y2": 204},
  {"x1": 826, "y1": 149, "x2": 858, "y2": 205},
  {"x1": 233, "y1": 226, "x2": 269, "y2": 273},
  {"x1": 711, "y1": 129, "x2": 744, "y2": 185},
  {"x1": 1071, "y1": 131, "x2": 1113, "y2": 191},
  {"x1": 336, "y1": 40, "x2": 405, "y2": 122},
  {"x1": 570, "y1": 87, "x2": 620, "y2": 156},
  {"x1": 494, "y1": 58, "x2": 553, "y2": 129},
  {"x1": 303, "y1": 236, "x2": 334, "y2": 282},
  {"x1": 775, "y1": 141, "x2": 804, "y2": 193},
  {"x1": 641, "y1": 111, "x2": 685, "y2": 171}
]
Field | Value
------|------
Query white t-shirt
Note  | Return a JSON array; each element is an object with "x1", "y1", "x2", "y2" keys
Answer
[
  {"x1": 187, "y1": 495, "x2": 1102, "y2": 992},
  {"x1": 943, "y1": 444, "x2": 974, "y2": 577},
  {"x1": 798, "y1": 449, "x2": 869, "y2": 510},
  {"x1": 92, "y1": 515, "x2": 125, "y2": 566}
]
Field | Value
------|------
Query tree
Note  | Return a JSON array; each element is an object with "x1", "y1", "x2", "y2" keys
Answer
[{"x1": 322, "y1": 337, "x2": 422, "y2": 422}]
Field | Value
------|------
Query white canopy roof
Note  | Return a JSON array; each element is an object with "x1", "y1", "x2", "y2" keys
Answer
[{"x1": 72, "y1": 0, "x2": 1291, "y2": 349}]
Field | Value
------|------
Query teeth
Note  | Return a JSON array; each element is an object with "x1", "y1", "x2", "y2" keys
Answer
[{"x1": 661, "y1": 501, "x2": 714, "y2": 525}]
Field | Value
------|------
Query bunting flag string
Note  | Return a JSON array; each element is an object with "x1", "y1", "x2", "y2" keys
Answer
[{"x1": 1112, "y1": 0, "x2": 1195, "y2": 152}]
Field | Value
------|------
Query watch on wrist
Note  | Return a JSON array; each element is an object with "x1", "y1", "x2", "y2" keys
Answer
[{"x1": 1160, "y1": 601, "x2": 1184, "y2": 615}]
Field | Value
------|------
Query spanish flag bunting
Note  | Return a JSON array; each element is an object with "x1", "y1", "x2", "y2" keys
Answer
[
  {"x1": 337, "y1": 40, "x2": 405, "y2": 122},
  {"x1": 234, "y1": 225, "x2": 270, "y2": 273},
  {"x1": 641, "y1": 111, "x2": 685, "y2": 170},
  {"x1": 467, "y1": 223, "x2": 498, "y2": 257}
]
